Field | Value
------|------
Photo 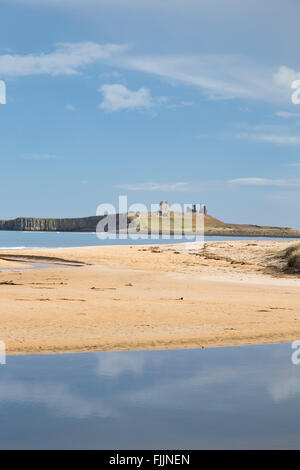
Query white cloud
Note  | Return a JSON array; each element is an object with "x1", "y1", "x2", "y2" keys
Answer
[
  {"x1": 99, "y1": 84, "x2": 152, "y2": 111},
  {"x1": 1, "y1": 40, "x2": 299, "y2": 106},
  {"x1": 273, "y1": 65, "x2": 300, "y2": 88},
  {"x1": 236, "y1": 132, "x2": 300, "y2": 144},
  {"x1": 0, "y1": 42, "x2": 127, "y2": 77},
  {"x1": 289, "y1": 162, "x2": 300, "y2": 167},
  {"x1": 228, "y1": 177, "x2": 296, "y2": 187},
  {"x1": 116, "y1": 55, "x2": 298, "y2": 104},
  {"x1": 115, "y1": 180, "x2": 220, "y2": 192},
  {"x1": 276, "y1": 111, "x2": 300, "y2": 119},
  {"x1": 116, "y1": 182, "x2": 189, "y2": 191},
  {"x1": 65, "y1": 104, "x2": 76, "y2": 111},
  {"x1": 119, "y1": 178, "x2": 299, "y2": 191}
]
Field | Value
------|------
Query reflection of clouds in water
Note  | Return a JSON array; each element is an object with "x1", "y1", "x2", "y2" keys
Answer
[
  {"x1": 96, "y1": 351, "x2": 147, "y2": 377},
  {"x1": 105, "y1": 351, "x2": 300, "y2": 409},
  {"x1": 123, "y1": 366, "x2": 248, "y2": 411},
  {"x1": 0, "y1": 346, "x2": 299, "y2": 422},
  {"x1": 269, "y1": 375, "x2": 300, "y2": 402},
  {"x1": 0, "y1": 380, "x2": 115, "y2": 419},
  {"x1": 95, "y1": 348, "x2": 300, "y2": 410}
]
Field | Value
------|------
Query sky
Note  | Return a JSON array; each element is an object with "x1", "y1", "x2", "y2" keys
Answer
[{"x1": 1, "y1": 0, "x2": 300, "y2": 227}]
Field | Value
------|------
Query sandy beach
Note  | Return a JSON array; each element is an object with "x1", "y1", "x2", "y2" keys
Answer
[{"x1": 1, "y1": 240, "x2": 300, "y2": 355}]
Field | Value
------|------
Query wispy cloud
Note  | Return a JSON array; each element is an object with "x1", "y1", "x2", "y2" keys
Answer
[
  {"x1": 236, "y1": 132, "x2": 300, "y2": 145},
  {"x1": 0, "y1": 42, "x2": 127, "y2": 77},
  {"x1": 65, "y1": 104, "x2": 76, "y2": 111},
  {"x1": 116, "y1": 54, "x2": 298, "y2": 104},
  {"x1": 273, "y1": 65, "x2": 300, "y2": 88},
  {"x1": 228, "y1": 177, "x2": 297, "y2": 187},
  {"x1": 115, "y1": 182, "x2": 190, "y2": 191},
  {"x1": 1, "y1": 41, "x2": 299, "y2": 106},
  {"x1": 276, "y1": 111, "x2": 300, "y2": 119},
  {"x1": 119, "y1": 178, "x2": 300, "y2": 192},
  {"x1": 99, "y1": 84, "x2": 152, "y2": 112},
  {"x1": 115, "y1": 180, "x2": 220, "y2": 192},
  {"x1": 21, "y1": 153, "x2": 58, "y2": 160}
]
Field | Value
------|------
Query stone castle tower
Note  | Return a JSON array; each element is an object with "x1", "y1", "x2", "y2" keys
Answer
[
  {"x1": 159, "y1": 201, "x2": 169, "y2": 217},
  {"x1": 188, "y1": 204, "x2": 207, "y2": 214}
]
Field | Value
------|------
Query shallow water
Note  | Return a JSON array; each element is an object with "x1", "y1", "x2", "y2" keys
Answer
[
  {"x1": 0, "y1": 262, "x2": 79, "y2": 271},
  {"x1": 0, "y1": 230, "x2": 299, "y2": 250},
  {"x1": 1, "y1": 343, "x2": 300, "y2": 449}
]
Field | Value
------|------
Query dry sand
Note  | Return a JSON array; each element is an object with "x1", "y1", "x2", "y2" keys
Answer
[{"x1": 1, "y1": 240, "x2": 300, "y2": 355}]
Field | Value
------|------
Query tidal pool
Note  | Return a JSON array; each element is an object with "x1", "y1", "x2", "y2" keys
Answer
[{"x1": 0, "y1": 343, "x2": 300, "y2": 449}]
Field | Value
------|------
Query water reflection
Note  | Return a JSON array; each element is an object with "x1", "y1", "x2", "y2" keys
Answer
[
  {"x1": 0, "y1": 379, "x2": 115, "y2": 418},
  {"x1": 96, "y1": 351, "x2": 146, "y2": 377},
  {"x1": 0, "y1": 344, "x2": 300, "y2": 449}
]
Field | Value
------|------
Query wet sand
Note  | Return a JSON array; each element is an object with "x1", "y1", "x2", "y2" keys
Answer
[{"x1": 1, "y1": 240, "x2": 300, "y2": 355}]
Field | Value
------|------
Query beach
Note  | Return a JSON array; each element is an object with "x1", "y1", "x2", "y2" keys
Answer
[{"x1": 1, "y1": 240, "x2": 300, "y2": 355}]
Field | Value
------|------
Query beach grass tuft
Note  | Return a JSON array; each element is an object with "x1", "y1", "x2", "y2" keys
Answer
[{"x1": 282, "y1": 243, "x2": 300, "y2": 272}]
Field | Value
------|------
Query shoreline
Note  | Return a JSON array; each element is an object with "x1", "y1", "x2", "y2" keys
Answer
[
  {"x1": 5, "y1": 338, "x2": 293, "y2": 356},
  {"x1": 1, "y1": 240, "x2": 300, "y2": 356},
  {"x1": 1, "y1": 230, "x2": 300, "y2": 238}
]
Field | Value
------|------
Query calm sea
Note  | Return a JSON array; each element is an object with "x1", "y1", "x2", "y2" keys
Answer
[{"x1": 0, "y1": 230, "x2": 299, "y2": 249}]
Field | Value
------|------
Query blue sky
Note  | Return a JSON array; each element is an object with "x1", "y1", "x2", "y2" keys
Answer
[{"x1": 1, "y1": 0, "x2": 300, "y2": 227}]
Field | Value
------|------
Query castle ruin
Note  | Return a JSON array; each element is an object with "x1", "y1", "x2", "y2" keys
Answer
[
  {"x1": 186, "y1": 204, "x2": 207, "y2": 215},
  {"x1": 159, "y1": 201, "x2": 169, "y2": 217}
]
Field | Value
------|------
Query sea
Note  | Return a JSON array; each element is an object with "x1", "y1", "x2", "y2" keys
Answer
[{"x1": 0, "y1": 230, "x2": 299, "y2": 250}]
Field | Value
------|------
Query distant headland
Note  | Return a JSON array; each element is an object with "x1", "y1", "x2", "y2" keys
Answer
[{"x1": 1, "y1": 209, "x2": 300, "y2": 238}]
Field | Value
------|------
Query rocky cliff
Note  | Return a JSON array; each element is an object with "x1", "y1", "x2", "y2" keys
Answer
[{"x1": 0, "y1": 215, "x2": 129, "y2": 232}]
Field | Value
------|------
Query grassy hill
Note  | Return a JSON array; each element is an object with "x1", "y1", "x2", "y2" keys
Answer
[
  {"x1": 203, "y1": 214, "x2": 300, "y2": 237},
  {"x1": 127, "y1": 212, "x2": 300, "y2": 238}
]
